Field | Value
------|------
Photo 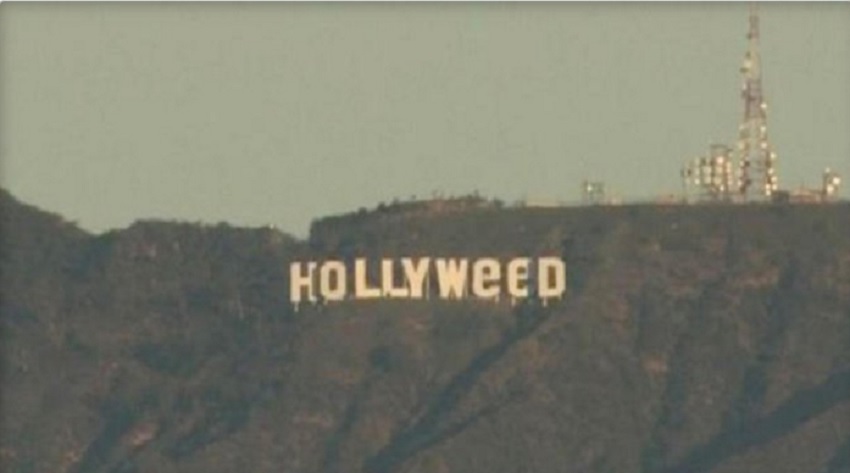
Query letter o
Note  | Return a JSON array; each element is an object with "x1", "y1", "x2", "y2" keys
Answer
[{"x1": 320, "y1": 261, "x2": 347, "y2": 301}]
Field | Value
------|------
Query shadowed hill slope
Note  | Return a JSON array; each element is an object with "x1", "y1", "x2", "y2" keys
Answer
[{"x1": 2, "y1": 190, "x2": 849, "y2": 473}]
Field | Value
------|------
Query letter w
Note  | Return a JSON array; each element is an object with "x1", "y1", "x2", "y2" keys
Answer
[{"x1": 435, "y1": 258, "x2": 468, "y2": 299}]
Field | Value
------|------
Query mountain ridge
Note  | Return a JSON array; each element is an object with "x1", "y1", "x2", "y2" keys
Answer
[{"x1": 2, "y1": 189, "x2": 849, "y2": 473}]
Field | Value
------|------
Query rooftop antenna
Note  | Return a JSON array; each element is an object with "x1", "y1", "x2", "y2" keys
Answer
[{"x1": 736, "y1": 2, "x2": 779, "y2": 200}]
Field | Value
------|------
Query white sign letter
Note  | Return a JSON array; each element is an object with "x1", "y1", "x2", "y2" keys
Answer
[
  {"x1": 472, "y1": 258, "x2": 501, "y2": 299},
  {"x1": 402, "y1": 257, "x2": 430, "y2": 299},
  {"x1": 537, "y1": 257, "x2": 566, "y2": 300},
  {"x1": 435, "y1": 258, "x2": 469, "y2": 299},
  {"x1": 507, "y1": 258, "x2": 529, "y2": 298},
  {"x1": 290, "y1": 262, "x2": 316, "y2": 303},
  {"x1": 354, "y1": 258, "x2": 380, "y2": 299},
  {"x1": 320, "y1": 261, "x2": 347, "y2": 301},
  {"x1": 382, "y1": 259, "x2": 410, "y2": 298}
]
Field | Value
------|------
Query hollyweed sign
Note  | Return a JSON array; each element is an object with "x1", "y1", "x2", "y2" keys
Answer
[{"x1": 290, "y1": 257, "x2": 566, "y2": 306}]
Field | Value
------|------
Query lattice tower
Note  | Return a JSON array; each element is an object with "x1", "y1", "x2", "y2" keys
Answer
[{"x1": 736, "y1": 3, "x2": 779, "y2": 200}]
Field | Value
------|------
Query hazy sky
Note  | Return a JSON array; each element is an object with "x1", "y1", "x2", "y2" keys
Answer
[{"x1": 2, "y1": 3, "x2": 848, "y2": 236}]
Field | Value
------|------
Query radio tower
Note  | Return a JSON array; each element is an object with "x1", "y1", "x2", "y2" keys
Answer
[{"x1": 736, "y1": 3, "x2": 778, "y2": 200}]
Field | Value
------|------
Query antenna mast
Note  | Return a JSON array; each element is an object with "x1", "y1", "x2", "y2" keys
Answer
[{"x1": 736, "y1": 3, "x2": 778, "y2": 200}]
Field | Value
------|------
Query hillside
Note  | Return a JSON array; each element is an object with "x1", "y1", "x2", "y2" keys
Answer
[{"x1": 2, "y1": 190, "x2": 849, "y2": 473}]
